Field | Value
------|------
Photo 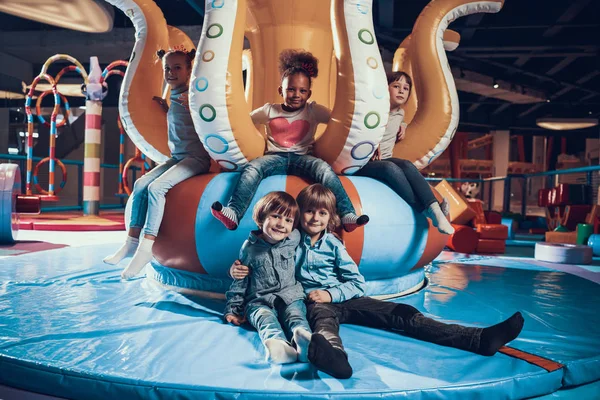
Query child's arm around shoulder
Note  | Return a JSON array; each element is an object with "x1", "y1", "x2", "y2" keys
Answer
[
  {"x1": 224, "y1": 241, "x2": 252, "y2": 323},
  {"x1": 328, "y1": 235, "x2": 366, "y2": 302}
]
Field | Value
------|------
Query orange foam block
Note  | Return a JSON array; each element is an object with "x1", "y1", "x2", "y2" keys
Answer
[
  {"x1": 467, "y1": 199, "x2": 486, "y2": 225},
  {"x1": 476, "y1": 224, "x2": 509, "y2": 240},
  {"x1": 435, "y1": 180, "x2": 477, "y2": 225}
]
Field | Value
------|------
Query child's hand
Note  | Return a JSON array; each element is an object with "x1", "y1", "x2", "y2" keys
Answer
[
  {"x1": 152, "y1": 96, "x2": 169, "y2": 113},
  {"x1": 396, "y1": 124, "x2": 406, "y2": 142},
  {"x1": 226, "y1": 314, "x2": 246, "y2": 326},
  {"x1": 308, "y1": 290, "x2": 332, "y2": 303},
  {"x1": 370, "y1": 147, "x2": 381, "y2": 161},
  {"x1": 230, "y1": 260, "x2": 250, "y2": 279}
]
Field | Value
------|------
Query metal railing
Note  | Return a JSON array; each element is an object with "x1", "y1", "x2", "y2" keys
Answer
[
  {"x1": 0, "y1": 153, "x2": 141, "y2": 211},
  {"x1": 425, "y1": 165, "x2": 600, "y2": 217}
]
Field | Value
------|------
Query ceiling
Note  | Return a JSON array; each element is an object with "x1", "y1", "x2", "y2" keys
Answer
[{"x1": 0, "y1": 0, "x2": 598, "y2": 137}]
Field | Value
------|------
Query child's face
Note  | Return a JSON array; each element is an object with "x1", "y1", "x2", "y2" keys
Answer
[
  {"x1": 300, "y1": 207, "x2": 330, "y2": 237},
  {"x1": 163, "y1": 53, "x2": 190, "y2": 90},
  {"x1": 261, "y1": 212, "x2": 295, "y2": 244},
  {"x1": 279, "y1": 73, "x2": 311, "y2": 110},
  {"x1": 389, "y1": 76, "x2": 410, "y2": 109}
]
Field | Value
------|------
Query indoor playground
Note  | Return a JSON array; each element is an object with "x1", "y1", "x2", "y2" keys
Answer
[{"x1": 0, "y1": 0, "x2": 599, "y2": 399}]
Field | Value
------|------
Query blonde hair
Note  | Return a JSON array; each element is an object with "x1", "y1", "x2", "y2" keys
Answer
[
  {"x1": 296, "y1": 184, "x2": 341, "y2": 232},
  {"x1": 253, "y1": 191, "x2": 300, "y2": 229}
]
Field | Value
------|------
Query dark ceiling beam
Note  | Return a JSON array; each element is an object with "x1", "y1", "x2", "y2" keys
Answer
[
  {"x1": 492, "y1": 103, "x2": 512, "y2": 115},
  {"x1": 467, "y1": 96, "x2": 486, "y2": 113},
  {"x1": 463, "y1": 52, "x2": 594, "y2": 59},
  {"x1": 459, "y1": 14, "x2": 484, "y2": 40},
  {"x1": 518, "y1": 103, "x2": 544, "y2": 118},
  {"x1": 449, "y1": 54, "x2": 600, "y2": 97},
  {"x1": 546, "y1": 56, "x2": 578, "y2": 76},
  {"x1": 546, "y1": 70, "x2": 600, "y2": 101},
  {"x1": 387, "y1": 23, "x2": 599, "y2": 33},
  {"x1": 454, "y1": 45, "x2": 597, "y2": 52},
  {"x1": 543, "y1": 0, "x2": 593, "y2": 37},
  {"x1": 514, "y1": 56, "x2": 531, "y2": 68}
]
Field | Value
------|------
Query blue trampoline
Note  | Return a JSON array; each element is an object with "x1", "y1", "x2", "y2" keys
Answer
[{"x1": 1, "y1": 244, "x2": 599, "y2": 399}]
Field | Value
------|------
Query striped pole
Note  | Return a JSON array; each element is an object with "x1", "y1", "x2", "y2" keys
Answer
[
  {"x1": 83, "y1": 57, "x2": 104, "y2": 215},
  {"x1": 83, "y1": 100, "x2": 102, "y2": 215}
]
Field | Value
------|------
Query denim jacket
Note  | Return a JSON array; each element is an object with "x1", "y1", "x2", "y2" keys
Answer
[
  {"x1": 296, "y1": 231, "x2": 365, "y2": 303},
  {"x1": 225, "y1": 229, "x2": 303, "y2": 316}
]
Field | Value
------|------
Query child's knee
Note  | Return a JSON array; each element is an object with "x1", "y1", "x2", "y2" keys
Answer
[
  {"x1": 309, "y1": 303, "x2": 337, "y2": 320},
  {"x1": 391, "y1": 304, "x2": 420, "y2": 320}
]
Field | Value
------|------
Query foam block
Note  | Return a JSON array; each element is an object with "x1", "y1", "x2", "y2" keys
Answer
[
  {"x1": 545, "y1": 231, "x2": 578, "y2": 245},
  {"x1": 476, "y1": 239, "x2": 506, "y2": 254},
  {"x1": 476, "y1": 224, "x2": 509, "y2": 240},
  {"x1": 446, "y1": 224, "x2": 480, "y2": 254},
  {"x1": 467, "y1": 199, "x2": 486, "y2": 225},
  {"x1": 484, "y1": 211, "x2": 502, "y2": 225},
  {"x1": 435, "y1": 180, "x2": 476, "y2": 225}
]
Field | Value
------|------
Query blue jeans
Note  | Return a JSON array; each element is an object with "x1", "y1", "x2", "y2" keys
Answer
[
  {"x1": 129, "y1": 156, "x2": 210, "y2": 236},
  {"x1": 247, "y1": 299, "x2": 311, "y2": 344},
  {"x1": 356, "y1": 158, "x2": 437, "y2": 212},
  {"x1": 228, "y1": 153, "x2": 356, "y2": 218}
]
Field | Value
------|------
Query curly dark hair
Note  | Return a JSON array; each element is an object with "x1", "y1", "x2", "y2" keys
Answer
[
  {"x1": 157, "y1": 48, "x2": 197, "y2": 68},
  {"x1": 279, "y1": 49, "x2": 319, "y2": 86}
]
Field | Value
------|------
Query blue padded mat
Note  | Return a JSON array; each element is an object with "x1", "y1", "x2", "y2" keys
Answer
[{"x1": 0, "y1": 244, "x2": 599, "y2": 399}]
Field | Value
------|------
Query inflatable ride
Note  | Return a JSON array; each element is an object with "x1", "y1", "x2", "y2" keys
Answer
[{"x1": 108, "y1": 0, "x2": 503, "y2": 298}]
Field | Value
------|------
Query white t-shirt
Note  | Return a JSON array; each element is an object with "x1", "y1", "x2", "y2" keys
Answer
[
  {"x1": 250, "y1": 101, "x2": 331, "y2": 155},
  {"x1": 379, "y1": 108, "x2": 407, "y2": 160}
]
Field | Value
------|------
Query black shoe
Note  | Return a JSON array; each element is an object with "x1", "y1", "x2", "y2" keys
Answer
[{"x1": 308, "y1": 333, "x2": 353, "y2": 379}]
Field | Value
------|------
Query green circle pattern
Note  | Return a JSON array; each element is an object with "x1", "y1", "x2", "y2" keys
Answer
[
  {"x1": 358, "y1": 29, "x2": 374, "y2": 45},
  {"x1": 207, "y1": 23, "x2": 224, "y2": 39},
  {"x1": 199, "y1": 104, "x2": 216, "y2": 122},
  {"x1": 364, "y1": 112, "x2": 380, "y2": 129}
]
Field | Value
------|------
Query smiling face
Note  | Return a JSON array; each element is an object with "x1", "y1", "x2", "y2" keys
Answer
[
  {"x1": 163, "y1": 52, "x2": 190, "y2": 90},
  {"x1": 389, "y1": 75, "x2": 411, "y2": 110},
  {"x1": 279, "y1": 73, "x2": 312, "y2": 111},
  {"x1": 300, "y1": 207, "x2": 330, "y2": 239},
  {"x1": 261, "y1": 212, "x2": 295, "y2": 244}
]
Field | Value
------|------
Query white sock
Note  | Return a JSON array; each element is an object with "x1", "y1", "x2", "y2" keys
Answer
[
  {"x1": 121, "y1": 238, "x2": 154, "y2": 279},
  {"x1": 440, "y1": 198, "x2": 450, "y2": 216},
  {"x1": 264, "y1": 338, "x2": 297, "y2": 364},
  {"x1": 293, "y1": 328, "x2": 312, "y2": 363},
  {"x1": 103, "y1": 236, "x2": 139, "y2": 265},
  {"x1": 427, "y1": 202, "x2": 455, "y2": 235}
]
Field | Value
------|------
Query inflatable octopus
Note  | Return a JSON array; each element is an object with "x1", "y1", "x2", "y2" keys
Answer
[{"x1": 105, "y1": 0, "x2": 504, "y2": 298}]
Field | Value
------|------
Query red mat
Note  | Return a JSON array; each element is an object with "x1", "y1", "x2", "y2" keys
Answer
[
  {"x1": 0, "y1": 241, "x2": 69, "y2": 256},
  {"x1": 18, "y1": 211, "x2": 126, "y2": 231}
]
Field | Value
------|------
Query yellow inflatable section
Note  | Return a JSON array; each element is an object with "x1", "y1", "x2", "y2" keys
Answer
[{"x1": 107, "y1": 0, "x2": 504, "y2": 172}]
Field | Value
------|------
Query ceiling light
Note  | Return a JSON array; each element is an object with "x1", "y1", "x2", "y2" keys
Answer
[
  {"x1": 493, "y1": 79, "x2": 499, "y2": 89},
  {"x1": 536, "y1": 118, "x2": 599, "y2": 131}
]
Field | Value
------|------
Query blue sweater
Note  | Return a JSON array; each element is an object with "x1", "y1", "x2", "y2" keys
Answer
[{"x1": 167, "y1": 86, "x2": 210, "y2": 160}]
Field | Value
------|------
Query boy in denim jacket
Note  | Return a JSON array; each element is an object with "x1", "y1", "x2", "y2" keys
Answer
[{"x1": 224, "y1": 191, "x2": 312, "y2": 364}]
